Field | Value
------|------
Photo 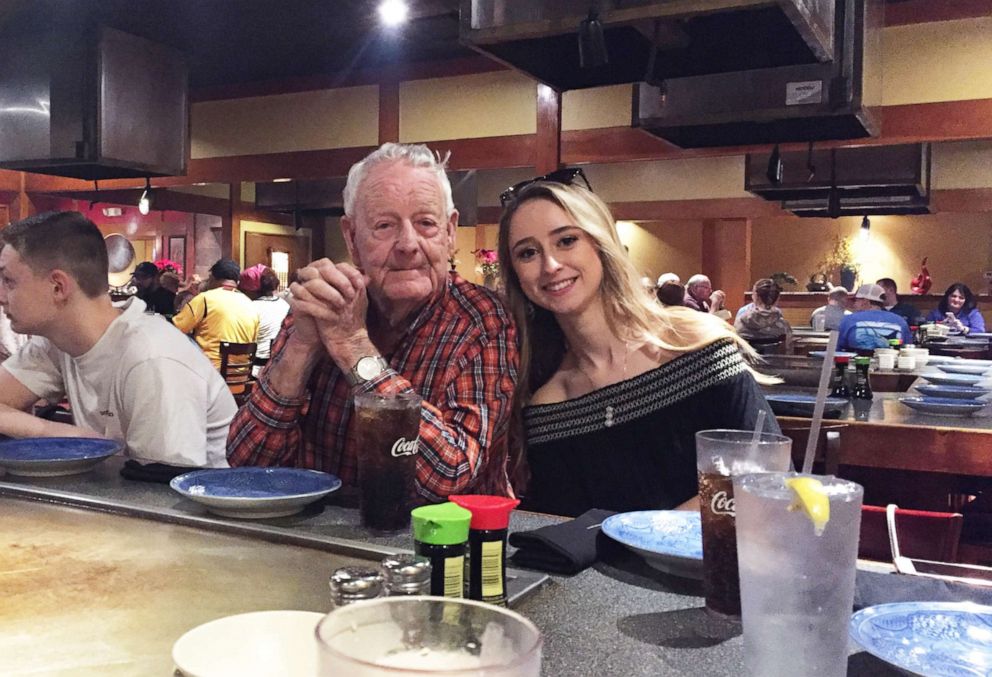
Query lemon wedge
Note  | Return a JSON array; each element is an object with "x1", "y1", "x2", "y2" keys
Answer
[{"x1": 785, "y1": 476, "x2": 830, "y2": 535}]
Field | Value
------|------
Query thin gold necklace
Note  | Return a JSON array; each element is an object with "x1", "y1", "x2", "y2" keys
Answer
[{"x1": 573, "y1": 341, "x2": 630, "y2": 427}]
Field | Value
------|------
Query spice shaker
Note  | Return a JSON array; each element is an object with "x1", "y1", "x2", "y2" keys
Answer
[
  {"x1": 449, "y1": 494, "x2": 520, "y2": 606},
  {"x1": 411, "y1": 502, "x2": 472, "y2": 598},
  {"x1": 381, "y1": 553, "x2": 432, "y2": 596},
  {"x1": 329, "y1": 566, "x2": 385, "y2": 608}
]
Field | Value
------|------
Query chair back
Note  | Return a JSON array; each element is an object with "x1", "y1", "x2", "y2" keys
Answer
[
  {"x1": 745, "y1": 335, "x2": 787, "y2": 355},
  {"x1": 859, "y1": 504, "x2": 963, "y2": 563},
  {"x1": 779, "y1": 422, "x2": 846, "y2": 475},
  {"x1": 219, "y1": 341, "x2": 257, "y2": 405}
]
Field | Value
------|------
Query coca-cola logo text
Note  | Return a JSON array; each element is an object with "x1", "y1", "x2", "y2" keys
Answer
[
  {"x1": 710, "y1": 491, "x2": 735, "y2": 516},
  {"x1": 390, "y1": 438, "x2": 419, "y2": 457}
]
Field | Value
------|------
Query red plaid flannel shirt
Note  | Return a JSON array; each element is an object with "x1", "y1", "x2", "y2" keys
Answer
[{"x1": 226, "y1": 274, "x2": 518, "y2": 500}]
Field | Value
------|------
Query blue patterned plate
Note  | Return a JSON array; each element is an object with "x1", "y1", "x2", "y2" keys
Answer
[
  {"x1": 602, "y1": 510, "x2": 702, "y2": 579},
  {"x1": 919, "y1": 372, "x2": 987, "y2": 387},
  {"x1": 850, "y1": 602, "x2": 992, "y2": 676},
  {"x1": 171, "y1": 467, "x2": 342, "y2": 519},
  {"x1": 765, "y1": 393, "x2": 849, "y2": 418},
  {"x1": 899, "y1": 396, "x2": 987, "y2": 417},
  {"x1": 915, "y1": 384, "x2": 992, "y2": 400},
  {"x1": 937, "y1": 363, "x2": 992, "y2": 376},
  {"x1": 0, "y1": 437, "x2": 122, "y2": 477}
]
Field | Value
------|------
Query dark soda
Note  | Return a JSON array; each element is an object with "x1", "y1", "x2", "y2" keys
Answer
[{"x1": 698, "y1": 470, "x2": 741, "y2": 617}]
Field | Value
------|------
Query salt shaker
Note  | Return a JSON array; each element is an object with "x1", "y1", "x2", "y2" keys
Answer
[
  {"x1": 329, "y1": 566, "x2": 385, "y2": 608},
  {"x1": 381, "y1": 554, "x2": 432, "y2": 596}
]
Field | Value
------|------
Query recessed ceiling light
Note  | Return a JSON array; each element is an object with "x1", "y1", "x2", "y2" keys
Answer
[
  {"x1": 272, "y1": 177, "x2": 293, "y2": 183},
  {"x1": 378, "y1": 0, "x2": 409, "y2": 27}
]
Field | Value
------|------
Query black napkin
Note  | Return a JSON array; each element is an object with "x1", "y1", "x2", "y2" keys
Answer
[
  {"x1": 119, "y1": 459, "x2": 194, "y2": 484},
  {"x1": 509, "y1": 508, "x2": 617, "y2": 575}
]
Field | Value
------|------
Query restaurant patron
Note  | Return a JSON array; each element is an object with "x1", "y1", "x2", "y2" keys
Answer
[
  {"x1": 227, "y1": 143, "x2": 518, "y2": 500},
  {"x1": 0, "y1": 211, "x2": 235, "y2": 468}
]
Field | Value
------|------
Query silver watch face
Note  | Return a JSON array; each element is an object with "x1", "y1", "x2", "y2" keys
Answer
[{"x1": 355, "y1": 356, "x2": 385, "y2": 381}]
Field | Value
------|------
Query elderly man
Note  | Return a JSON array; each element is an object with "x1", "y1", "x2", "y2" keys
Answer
[
  {"x1": 838, "y1": 283, "x2": 911, "y2": 352},
  {"x1": 227, "y1": 143, "x2": 518, "y2": 500},
  {"x1": 0, "y1": 211, "x2": 235, "y2": 468},
  {"x1": 684, "y1": 274, "x2": 730, "y2": 320}
]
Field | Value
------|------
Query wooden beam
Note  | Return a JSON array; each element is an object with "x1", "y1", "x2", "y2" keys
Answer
[
  {"x1": 378, "y1": 74, "x2": 400, "y2": 145},
  {"x1": 534, "y1": 84, "x2": 562, "y2": 174},
  {"x1": 191, "y1": 56, "x2": 506, "y2": 102},
  {"x1": 884, "y1": 0, "x2": 992, "y2": 27},
  {"x1": 0, "y1": 169, "x2": 23, "y2": 192},
  {"x1": 222, "y1": 183, "x2": 244, "y2": 264},
  {"x1": 931, "y1": 188, "x2": 992, "y2": 213},
  {"x1": 701, "y1": 218, "x2": 752, "y2": 314}
]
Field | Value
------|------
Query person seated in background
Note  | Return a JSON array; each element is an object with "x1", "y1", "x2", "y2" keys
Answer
[
  {"x1": 657, "y1": 272, "x2": 680, "y2": 287},
  {"x1": 242, "y1": 265, "x2": 290, "y2": 376},
  {"x1": 174, "y1": 274, "x2": 201, "y2": 313},
  {"x1": 810, "y1": 287, "x2": 851, "y2": 331},
  {"x1": 925, "y1": 282, "x2": 986, "y2": 335},
  {"x1": 876, "y1": 277, "x2": 921, "y2": 326},
  {"x1": 159, "y1": 270, "x2": 181, "y2": 297},
  {"x1": 226, "y1": 142, "x2": 518, "y2": 500},
  {"x1": 0, "y1": 211, "x2": 234, "y2": 468},
  {"x1": 497, "y1": 177, "x2": 777, "y2": 517},
  {"x1": 131, "y1": 261, "x2": 176, "y2": 315},
  {"x1": 838, "y1": 283, "x2": 911, "y2": 352},
  {"x1": 657, "y1": 282, "x2": 685, "y2": 307},
  {"x1": 735, "y1": 278, "x2": 792, "y2": 351},
  {"x1": 684, "y1": 274, "x2": 731, "y2": 321},
  {"x1": 173, "y1": 258, "x2": 260, "y2": 369},
  {"x1": 0, "y1": 305, "x2": 28, "y2": 362},
  {"x1": 639, "y1": 275, "x2": 656, "y2": 298}
]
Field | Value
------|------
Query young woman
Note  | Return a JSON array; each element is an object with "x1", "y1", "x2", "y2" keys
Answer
[
  {"x1": 925, "y1": 283, "x2": 986, "y2": 335},
  {"x1": 498, "y1": 179, "x2": 778, "y2": 517}
]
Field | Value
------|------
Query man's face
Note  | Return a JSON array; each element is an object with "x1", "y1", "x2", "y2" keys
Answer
[
  {"x1": 879, "y1": 283, "x2": 896, "y2": 305},
  {"x1": 852, "y1": 297, "x2": 872, "y2": 311},
  {"x1": 343, "y1": 161, "x2": 457, "y2": 317},
  {"x1": 689, "y1": 278, "x2": 712, "y2": 302},
  {"x1": 0, "y1": 245, "x2": 59, "y2": 335},
  {"x1": 133, "y1": 274, "x2": 154, "y2": 291}
]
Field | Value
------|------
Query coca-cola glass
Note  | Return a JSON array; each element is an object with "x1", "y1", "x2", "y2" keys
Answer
[
  {"x1": 695, "y1": 429, "x2": 792, "y2": 618},
  {"x1": 353, "y1": 392, "x2": 422, "y2": 532}
]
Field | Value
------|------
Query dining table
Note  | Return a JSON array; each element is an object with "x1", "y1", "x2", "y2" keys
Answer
[{"x1": 3, "y1": 456, "x2": 992, "y2": 676}]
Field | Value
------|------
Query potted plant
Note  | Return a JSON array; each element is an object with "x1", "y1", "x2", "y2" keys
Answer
[{"x1": 818, "y1": 235, "x2": 860, "y2": 290}]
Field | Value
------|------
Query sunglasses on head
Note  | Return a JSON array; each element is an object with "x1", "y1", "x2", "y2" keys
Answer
[{"x1": 498, "y1": 167, "x2": 593, "y2": 206}]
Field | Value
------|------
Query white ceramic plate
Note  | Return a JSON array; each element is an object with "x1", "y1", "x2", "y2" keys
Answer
[{"x1": 173, "y1": 610, "x2": 324, "y2": 677}]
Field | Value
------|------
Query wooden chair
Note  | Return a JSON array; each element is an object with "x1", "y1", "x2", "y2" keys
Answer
[
  {"x1": 858, "y1": 504, "x2": 963, "y2": 563},
  {"x1": 780, "y1": 422, "x2": 846, "y2": 476},
  {"x1": 219, "y1": 341, "x2": 257, "y2": 406}
]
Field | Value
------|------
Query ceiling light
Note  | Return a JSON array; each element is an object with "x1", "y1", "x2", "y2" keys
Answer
[
  {"x1": 860, "y1": 214, "x2": 871, "y2": 239},
  {"x1": 766, "y1": 144, "x2": 783, "y2": 185},
  {"x1": 272, "y1": 177, "x2": 293, "y2": 183},
  {"x1": 578, "y1": 10, "x2": 608, "y2": 69},
  {"x1": 378, "y1": 0, "x2": 409, "y2": 27},
  {"x1": 138, "y1": 178, "x2": 151, "y2": 215}
]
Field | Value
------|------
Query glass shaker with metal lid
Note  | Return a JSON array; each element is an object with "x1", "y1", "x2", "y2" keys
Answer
[
  {"x1": 329, "y1": 566, "x2": 385, "y2": 608},
  {"x1": 381, "y1": 554, "x2": 432, "y2": 596}
]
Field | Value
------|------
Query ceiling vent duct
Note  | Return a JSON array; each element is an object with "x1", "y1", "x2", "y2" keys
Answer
[
  {"x1": 460, "y1": 0, "x2": 836, "y2": 91},
  {"x1": 745, "y1": 143, "x2": 932, "y2": 217},
  {"x1": 634, "y1": 0, "x2": 882, "y2": 147},
  {"x1": 255, "y1": 172, "x2": 479, "y2": 226},
  {"x1": 0, "y1": 27, "x2": 188, "y2": 180}
]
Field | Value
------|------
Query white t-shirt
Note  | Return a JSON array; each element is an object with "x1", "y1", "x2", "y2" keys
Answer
[
  {"x1": 3, "y1": 298, "x2": 236, "y2": 467},
  {"x1": 252, "y1": 295, "x2": 291, "y2": 360}
]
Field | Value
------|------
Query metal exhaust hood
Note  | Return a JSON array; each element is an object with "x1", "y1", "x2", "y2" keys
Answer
[
  {"x1": 745, "y1": 144, "x2": 932, "y2": 217},
  {"x1": 460, "y1": 0, "x2": 837, "y2": 91},
  {"x1": 634, "y1": 0, "x2": 882, "y2": 147}
]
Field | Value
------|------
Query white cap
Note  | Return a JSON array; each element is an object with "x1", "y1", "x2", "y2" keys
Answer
[
  {"x1": 657, "y1": 272, "x2": 680, "y2": 287},
  {"x1": 854, "y1": 283, "x2": 886, "y2": 303}
]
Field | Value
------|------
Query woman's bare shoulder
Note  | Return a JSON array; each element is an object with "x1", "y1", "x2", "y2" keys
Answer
[{"x1": 529, "y1": 373, "x2": 571, "y2": 406}]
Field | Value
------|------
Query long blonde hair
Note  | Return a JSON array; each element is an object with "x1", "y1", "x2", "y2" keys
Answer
[{"x1": 497, "y1": 181, "x2": 766, "y2": 402}]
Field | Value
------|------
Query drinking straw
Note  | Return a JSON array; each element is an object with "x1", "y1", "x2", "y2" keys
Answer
[
  {"x1": 748, "y1": 409, "x2": 767, "y2": 456},
  {"x1": 802, "y1": 330, "x2": 839, "y2": 474}
]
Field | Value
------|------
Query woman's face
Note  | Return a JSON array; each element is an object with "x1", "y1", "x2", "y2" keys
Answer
[
  {"x1": 507, "y1": 198, "x2": 604, "y2": 318},
  {"x1": 948, "y1": 289, "x2": 966, "y2": 312}
]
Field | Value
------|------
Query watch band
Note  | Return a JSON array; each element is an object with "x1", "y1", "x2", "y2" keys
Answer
[{"x1": 345, "y1": 355, "x2": 389, "y2": 386}]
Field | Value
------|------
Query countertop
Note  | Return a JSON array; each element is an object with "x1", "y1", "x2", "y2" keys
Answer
[{"x1": 3, "y1": 457, "x2": 990, "y2": 676}]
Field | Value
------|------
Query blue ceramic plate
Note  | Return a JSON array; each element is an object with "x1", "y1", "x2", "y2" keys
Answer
[
  {"x1": 919, "y1": 372, "x2": 987, "y2": 386},
  {"x1": 850, "y1": 602, "x2": 992, "y2": 677},
  {"x1": 808, "y1": 351, "x2": 857, "y2": 360},
  {"x1": 936, "y1": 363, "x2": 992, "y2": 376},
  {"x1": 968, "y1": 332, "x2": 992, "y2": 339},
  {"x1": 602, "y1": 510, "x2": 702, "y2": 579},
  {"x1": 915, "y1": 384, "x2": 992, "y2": 400},
  {"x1": 899, "y1": 396, "x2": 987, "y2": 417},
  {"x1": 765, "y1": 394, "x2": 849, "y2": 418},
  {"x1": 171, "y1": 467, "x2": 342, "y2": 519},
  {"x1": 0, "y1": 437, "x2": 122, "y2": 477}
]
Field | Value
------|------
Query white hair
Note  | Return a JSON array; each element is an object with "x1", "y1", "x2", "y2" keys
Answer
[
  {"x1": 657, "y1": 272, "x2": 680, "y2": 287},
  {"x1": 687, "y1": 274, "x2": 710, "y2": 287},
  {"x1": 342, "y1": 142, "x2": 455, "y2": 219}
]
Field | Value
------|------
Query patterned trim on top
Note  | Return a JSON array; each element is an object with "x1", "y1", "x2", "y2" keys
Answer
[{"x1": 523, "y1": 339, "x2": 747, "y2": 444}]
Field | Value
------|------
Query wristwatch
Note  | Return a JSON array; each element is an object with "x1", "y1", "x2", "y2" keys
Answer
[{"x1": 345, "y1": 355, "x2": 390, "y2": 386}]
